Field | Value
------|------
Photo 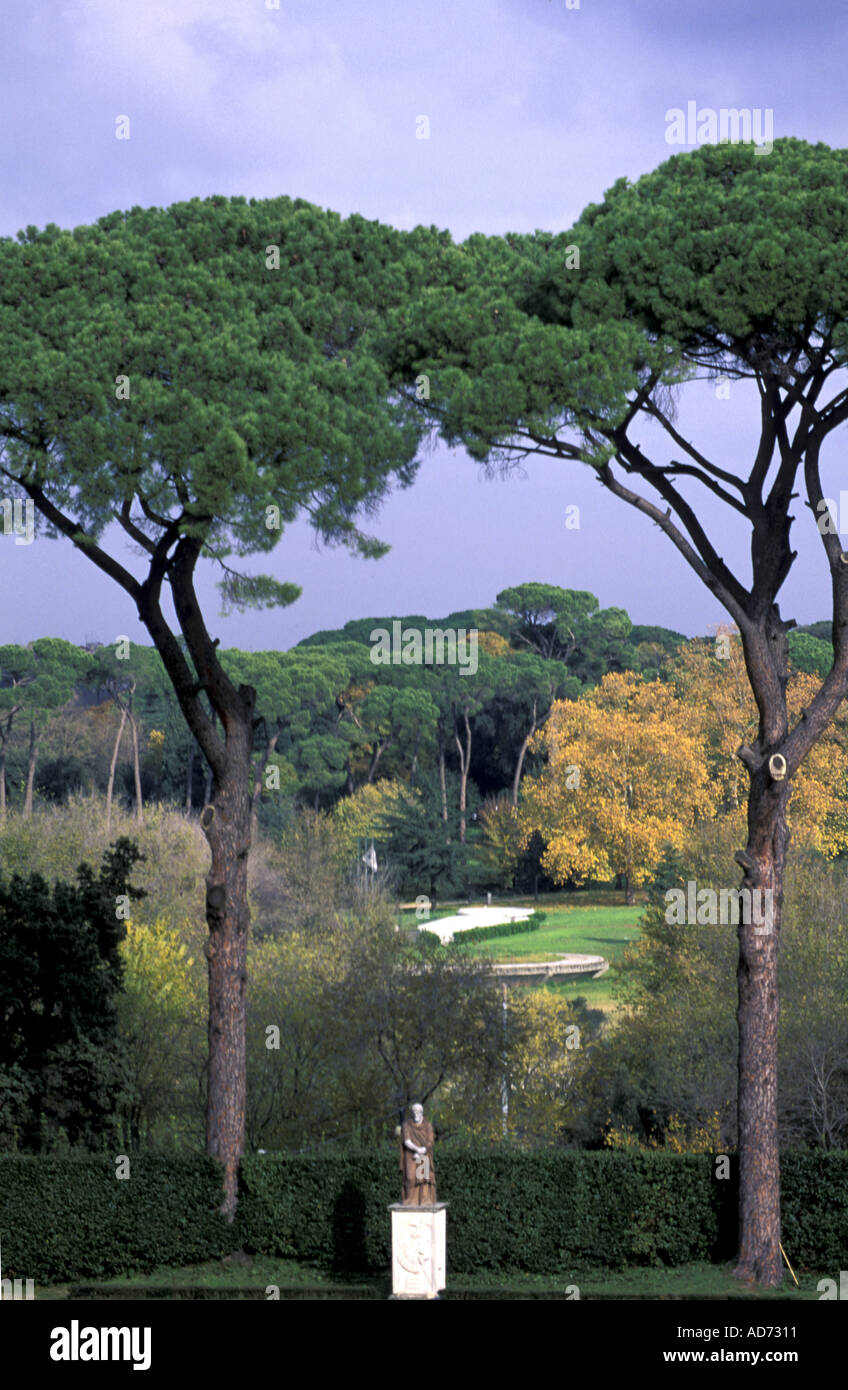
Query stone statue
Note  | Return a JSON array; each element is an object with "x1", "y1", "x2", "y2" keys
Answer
[{"x1": 400, "y1": 1102, "x2": 437, "y2": 1205}]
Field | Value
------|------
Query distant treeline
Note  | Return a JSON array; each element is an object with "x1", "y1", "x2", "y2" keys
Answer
[{"x1": 0, "y1": 586, "x2": 832, "y2": 853}]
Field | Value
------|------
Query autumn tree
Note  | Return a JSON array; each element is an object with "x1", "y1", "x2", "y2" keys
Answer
[
  {"x1": 390, "y1": 138, "x2": 848, "y2": 1282},
  {"x1": 118, "y1": 912, "x2": 207, "y2": 1149},
  {"x1": 671, "y1": 633, "x2": 848, "y2": 853},
  {"x1": 0, "y1": 197, "x2": 440, "y2": 1214},
  {"x1": 520, "y1": 672, "x2": 715, "y2": 902}
]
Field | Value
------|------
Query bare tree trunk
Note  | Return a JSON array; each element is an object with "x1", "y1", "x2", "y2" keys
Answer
[
  {"x1": 23, "y1": 720, "x2": 40, "y2": 817},
  {"x1": 129, "y1": 711, "x2": 143, "y2": 823},
  {"x1": 454, "y1": 706, "x2": 472, "y2": 843},
  {"x1": 512, "y1": 698, "x2": 540, "y2": 808},
  {"x1": 437, "y1": 723, "x2": 448, "y2": 823},
  {"x1": 106, "y1": 704, "x2": 128, "y2": 833},
  {"x1": 367, "y1": 737, "x2": 391, "y2": 783}
]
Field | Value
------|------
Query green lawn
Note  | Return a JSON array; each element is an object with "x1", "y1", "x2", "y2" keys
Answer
[
  {"x1": 38, "y1": 1254, "x2": 822, "y2": 1300},
  {"x1": 453, "y1": 900, "x2": 644, "y2": 1015},
  {"x1": 395, "y1": 894, "x2": 644, "y2": 1014}
]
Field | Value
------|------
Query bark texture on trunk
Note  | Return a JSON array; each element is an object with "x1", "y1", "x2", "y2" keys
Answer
[
  {"x1": 200, "y1": 710, "x2": 253, "y2": 1220},
  {"x1": 734, "y1": 618, "x2": 790, "y2": 1287},
  {"x1": 733, "y1": 772, "x2": 788, "y2": 1286}
]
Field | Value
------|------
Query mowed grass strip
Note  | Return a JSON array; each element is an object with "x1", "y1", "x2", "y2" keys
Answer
[{"x1": 41, "y1": 1256, "x2": 824, "y2": 1300}]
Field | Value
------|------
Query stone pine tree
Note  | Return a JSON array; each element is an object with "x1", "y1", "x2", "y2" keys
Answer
[
  {"x1": 390, "y1": 138, "x2": 848, "y2": 1285},
  {"x1": 0, "y1": 196, "x2": 441, "y2": 1216}
]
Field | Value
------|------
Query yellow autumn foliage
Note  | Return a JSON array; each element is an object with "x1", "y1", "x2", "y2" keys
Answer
[
  {"x1": 672, "y1": 633, "x2": 848, "y2": 857},
  {"x1": 520, "y1": 672, "x2": 716, "y2": 891},
  {"x1": 604, "y1": 1111, "x2": 723, "y2": 1154}
]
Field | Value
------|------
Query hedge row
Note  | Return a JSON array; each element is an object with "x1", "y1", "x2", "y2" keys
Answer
[
  {"x1": 0, "y1": 1154, "x2": 232, "y2": 1283},
  {"x1": 418, "y1": 915, "x2": 544, "y2": 950},
  {"x1": 2, "y1": 1148, "x2": 847, "y2": 1282},
  {"x1": 243, "y1": 1148, "x2": 848, "y2": 1273},
  {"x1": 450, "y1": 913, "x2": 546, "y2": 945}
]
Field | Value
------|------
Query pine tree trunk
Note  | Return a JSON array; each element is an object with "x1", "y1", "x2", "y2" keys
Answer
[
  {"x1": 199, "y1": 710, "x2": 253, "y2": 1221},
  {"x1": 733, "y1": 774, "x2": 787, "y2": 1286},
  {"x1": 733, "y1": 618, "x2": 791, "y2": 1287},
  {"x1": 138, "y1": 540, "x2": 258, "y2": 1222}
]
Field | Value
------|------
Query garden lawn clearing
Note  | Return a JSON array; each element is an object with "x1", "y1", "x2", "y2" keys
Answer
[{"x1": 458, "y1": 902, "x2": 643, "y2": 1016}]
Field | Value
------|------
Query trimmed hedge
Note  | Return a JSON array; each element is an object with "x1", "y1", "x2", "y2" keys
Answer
[
  {"x1": 450, "y1": 913, "x2": 546, "y2": 946},
  {"x1": 238, "y1": 1148, "x2": 730, "y2": 1274},
  {"x1": 418, "y1": 914, "x2": 545, "y2": 951},
  {"x1": 2, "y1": 1148, "x2": 847, "y2": 1282},
  {"x1": 0, "y1": 1154, "x2": 233, "y2": 1283}
]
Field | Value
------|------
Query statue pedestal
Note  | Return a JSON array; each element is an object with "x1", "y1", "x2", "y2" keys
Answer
[{"x1": 388, "y1": 1202, "x2": 448, "y2": 1300}]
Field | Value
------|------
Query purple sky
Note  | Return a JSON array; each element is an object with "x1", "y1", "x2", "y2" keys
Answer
[{"x1": 3, "y1": 0, "x2": 848, "y2": 650}]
